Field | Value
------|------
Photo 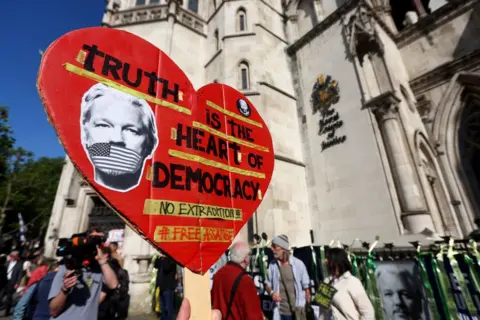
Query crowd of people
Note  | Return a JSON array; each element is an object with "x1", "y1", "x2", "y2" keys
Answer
[
  {"x1": 209, "y1": 234, "x2": 375, "y2": 320},
  {"x1": 0, "y1": 229, "x2": 376, "y2": 320},
  {"x1": 0, "y1": 227, "x2": 130, "y2": 320}
]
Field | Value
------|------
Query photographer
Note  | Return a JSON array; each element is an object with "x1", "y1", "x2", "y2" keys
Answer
[{"x1": 48, "y1": 228, "x2": 118, "y2": 319}]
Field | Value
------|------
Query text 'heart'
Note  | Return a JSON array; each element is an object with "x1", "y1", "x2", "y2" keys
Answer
[{"x1": 37, "y1": 27, "x2": 274, "y2": 274}]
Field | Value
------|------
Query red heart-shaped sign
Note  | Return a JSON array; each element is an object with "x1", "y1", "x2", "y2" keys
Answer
[{"x1": 38, "y1": 27, "x2": 274, "y2": 273}]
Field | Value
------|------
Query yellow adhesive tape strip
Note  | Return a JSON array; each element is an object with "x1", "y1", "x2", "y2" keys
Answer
[
  {"x1": 64, "y1": 63, "x2": 191, "y2": 115},
  {"x1": 143, "y1": 199, "x2": 243, "y2": 221}
]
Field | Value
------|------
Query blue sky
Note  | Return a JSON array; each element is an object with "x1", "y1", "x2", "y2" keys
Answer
[{"x1": 0, "y1": 1, "x2": 105, "y2": 158}]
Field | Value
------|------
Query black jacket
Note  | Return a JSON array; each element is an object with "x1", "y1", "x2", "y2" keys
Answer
[
  {"x1": 7, "y1": 260, "x2": 23, "y2": 287},
  {"x1": 154, "y1": 256, "x2": 177, "y2": 291},
  {"x1": 0, "y1": 264, "x2": 7, "y2": 289}
]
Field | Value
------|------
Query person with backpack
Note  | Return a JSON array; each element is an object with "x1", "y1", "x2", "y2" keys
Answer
[
  {"x1": 211, "y1": 241, "x2": 263, "y2": 320},
  {"x1": 12, "y1": 256, "x2": 52, "y2": 320},
  {"x1": 28, "y1": 260, "x2": 60, "y2": 320}
]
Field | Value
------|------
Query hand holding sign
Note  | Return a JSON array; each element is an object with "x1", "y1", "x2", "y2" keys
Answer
[
  {"x1": 177, "y1": 299, "x2": 222, "y2": 320},
  {"x1": 272, "y1": 292, "x2": 281, "y2": 302},
  {"x1": 315, "y1": 282, "x2": 338, "y2": 309},
  {"x1": 37, "y1": 27, "x2": 274, "y2": 274}
]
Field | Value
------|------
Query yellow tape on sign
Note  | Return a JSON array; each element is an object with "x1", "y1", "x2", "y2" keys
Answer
[
  {"x1": 153, "y1": 226, "x2": 234, "y2": 243},
  {"x1": 206, "y1": 100, "x2": 263, "y2": 128},
  {"x1": 168, "y1": 149, "x2": 266, "y2": 179},
  {"x1": 192, "y1": 121, "x2": 270, "y2": 153},
  {"x1": 145, "y1": 166, "x2": 153, "y2": 181},
  {"x1": 143, "y1": 199, "x2": 243, "y2": 221},
  {"x1": 63, "y1": 63, "x2": 191, "y2": 115}
]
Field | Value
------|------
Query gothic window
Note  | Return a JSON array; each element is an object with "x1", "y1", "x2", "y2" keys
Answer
[
  {"x1": 214, "y1": 29, "x2": 220, "y2": 51},
  {"x1": 188, "y1": 0, "x2": 199, "y2": 13},
  {"x1": 417, "y1": 142, "x2": 453, "y2": 234},
  {"x1": 390, "y1": 0, "x2": 431, "y2": 32},
  {"x1": 208, "y1": 0, "x2": 217, "y2": 17},
  {"x1": 136, "y1": 0, "x2": 146, "y2": 5},
  {"x1": 296, "y1": 0, "x2": 318, "y2": 36},
  {"x1": 238, "y1": 61, "x2": 250, "y2": 90},
  {"x1": 237, "y1": 8, "x2": 247, "y2": 32},
  {"x1": 460, "y1": 102, "x2": 480, "y2": 201}
]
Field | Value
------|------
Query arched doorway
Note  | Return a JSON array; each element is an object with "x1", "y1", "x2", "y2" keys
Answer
[
  {"x1": 415, "y1": 135, "x2": 460, "y2": 236},
  {"x1": 432, "y1": 72, "x2": 480, "y2": 235},
  {"x1": 459, "y1": 102, "x2": 480, "y2": 212},
  {"x1": 88, "y1": 196, "x2": 125, "y2": 235}
]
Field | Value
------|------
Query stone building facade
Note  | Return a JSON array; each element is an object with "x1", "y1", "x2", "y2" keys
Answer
[{"x1": 44, "y1": 0, "x2": 480, "y2": 314}]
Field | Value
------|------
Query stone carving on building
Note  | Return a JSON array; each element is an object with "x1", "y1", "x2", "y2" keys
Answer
[
  {"x1": 344, "y1": 6, "x2": 384, "y2": 63},
  {"x1": 311, "y1": 74, "x2": 340, "y2": 113},
  {"x1": 103, "y1": 4, "x2": 205, "y2": 34},
  {"x1": 416, "y1": 95, "x2": 433, "y2": 124},
  {"x1": 310, "y1": 74, "x2": 346, "y2": 151}
]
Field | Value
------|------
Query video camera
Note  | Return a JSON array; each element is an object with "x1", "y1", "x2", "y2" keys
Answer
[{"x1": 56, "y1": 232, "x2": 106, "y2": 270}]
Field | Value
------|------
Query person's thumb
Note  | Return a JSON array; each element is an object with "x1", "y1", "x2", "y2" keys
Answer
[
  {"x1": 211, "y1": 309, "x2": 222, "y2": 320},
  {"x1": 176, "y1": 298, "x2": 191, "y2": 320}
]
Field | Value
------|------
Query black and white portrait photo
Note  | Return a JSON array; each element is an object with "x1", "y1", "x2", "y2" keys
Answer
[
  {"x1": 80, "y1": 83, "x2": 158, "y2": 192},
  {"x1": 237, "y1": 98, "x2": 251, "y2": 117},
  {"x1": 375, "y1": 261, "x2": 431, "y2": 320}
]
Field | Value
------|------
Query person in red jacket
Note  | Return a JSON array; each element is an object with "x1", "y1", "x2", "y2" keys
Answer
[{"x1": 211, "y1": 241, "x2": 263, "y2": 320}]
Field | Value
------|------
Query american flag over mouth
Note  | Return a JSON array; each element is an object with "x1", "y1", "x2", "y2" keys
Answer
[{"x1": 88, "y1": 143, "x2": 141, "y2": 173}]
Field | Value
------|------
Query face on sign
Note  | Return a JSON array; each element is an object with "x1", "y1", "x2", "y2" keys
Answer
[
  {"x1": 81, "y1": 83, "x2": 158, "y2": 192},
  {"x1": 375, "y1": 262, "x2": 422, "y2": 320},
  {"x1": 236, "y1": 99, "x2": 251, "y2": 117}
]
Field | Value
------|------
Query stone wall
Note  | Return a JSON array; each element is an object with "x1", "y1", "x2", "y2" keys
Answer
[
  {"x1": 399, "y1": 1, "x2": 480, "y2": 79},
  {"x1": 289, "y1": 10, "x2": 401, "y2": 243}
]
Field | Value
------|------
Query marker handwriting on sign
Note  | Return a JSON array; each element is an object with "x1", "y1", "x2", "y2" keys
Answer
[
  {"x1": 151, "y1": 101, "x2": 270, "y2": 202},
  {"x1": 174, "y1": 123, "x2": 241, "y2": 164},
  {"x1": 144, "y1": 199, "x2": 242, "y2": 221},
  {"x1": 207, "y1": 108, "x2": 254, "y2": 142},
  {"x1": 80, "y1": 44, "x2": 180, "y2": 102},
  {"x1": 39, "y1": 27, "x2": 275, "y2": 272},
  {"x1": 153, "y1": 225, "x2": 234, "y2": 243},
  {"x1": 152, "y1": 162, "x2": 261, "y2": 201}
]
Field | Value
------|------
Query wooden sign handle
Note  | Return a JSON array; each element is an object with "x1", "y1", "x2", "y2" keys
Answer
[{"x1": 183, "y1": 269, "x2": 212, "y2": 319}]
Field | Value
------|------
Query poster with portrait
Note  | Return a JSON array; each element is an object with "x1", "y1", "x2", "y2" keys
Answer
[
  {"x1": 375, "y1": 261, "x2": 433, "y2": 320},
  {"x1": 37, "y1": 27, "x2": 275, "y2": 273},
  {"x1": 80, "y1": 83, "x2": 158, "y2": 192}
]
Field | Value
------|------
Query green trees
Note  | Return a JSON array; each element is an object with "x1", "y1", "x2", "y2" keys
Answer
[{"x1": 0, "y1": 105, "x2": 64, "y2": 240}]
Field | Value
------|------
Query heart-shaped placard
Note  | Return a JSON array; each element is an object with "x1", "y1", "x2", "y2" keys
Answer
[{"x1": 37, "y1": 27, "x2": 274, "y2": 273}]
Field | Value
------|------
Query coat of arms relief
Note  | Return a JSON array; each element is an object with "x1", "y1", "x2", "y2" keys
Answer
[{"x1": 310, "y1": 75, "x2": 346, "y2": 151}]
